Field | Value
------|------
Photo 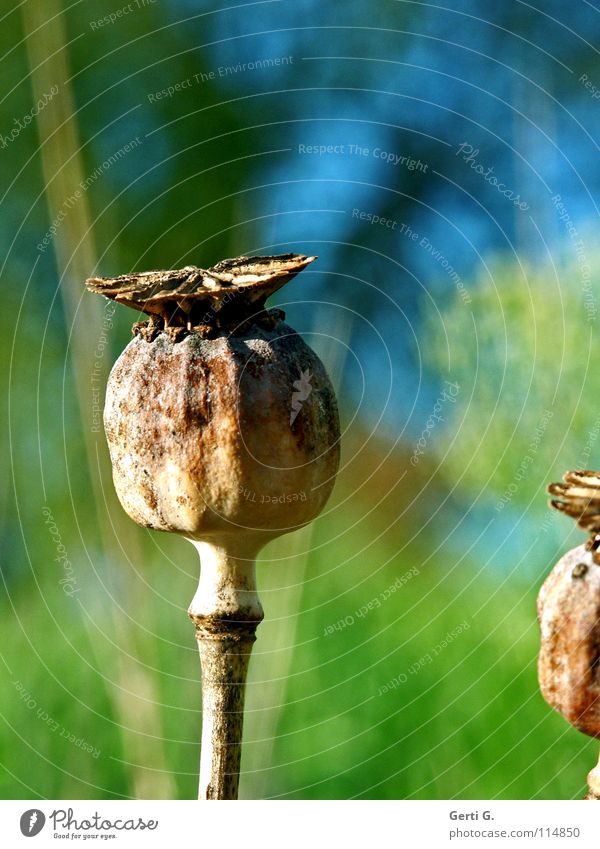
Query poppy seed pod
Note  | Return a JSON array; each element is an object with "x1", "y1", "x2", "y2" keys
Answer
[
  {"x1": 541, "y1": 470, "x2": 600, "y2": 798},
  {"x1": 87, "y1": 254, "x2": 340, "y2": 799}
]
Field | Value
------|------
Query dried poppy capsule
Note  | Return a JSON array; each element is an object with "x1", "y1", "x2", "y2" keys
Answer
[
  {"x1": 540, "y1": 470, "x2": 600, "y2": 798},
  {"x1": 86, "y1": 254, "x2": 340, "y2": 800}
]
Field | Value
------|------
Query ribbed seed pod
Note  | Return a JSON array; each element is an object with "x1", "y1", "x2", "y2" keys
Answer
[
  {"x1": 537, "y1": 543, "x2": 600, "y2": 738},
  {"x1": 87, "y1": 253, "x2": 340, "y2": 799},
  {"x1": 541, "y1": 470, "x2": 600, "y2": 799}
]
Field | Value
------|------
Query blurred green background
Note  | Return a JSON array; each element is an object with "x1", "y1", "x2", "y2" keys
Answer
[{"x1": 1, "y1": 0, "x2": 600, "y2": 799}]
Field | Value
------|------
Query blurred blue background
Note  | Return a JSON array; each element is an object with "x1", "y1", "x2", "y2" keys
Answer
[{"x1": 2, "y1": 0, "x2": 600, "y2": 799}]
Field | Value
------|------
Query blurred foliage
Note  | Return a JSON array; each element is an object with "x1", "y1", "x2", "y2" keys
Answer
[{"x1": 425, "y1": 256, "x2": 600, "y2": 509}]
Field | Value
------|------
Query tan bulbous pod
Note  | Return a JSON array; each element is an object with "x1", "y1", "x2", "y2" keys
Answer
[
  {"x1": 541, "y1": 471, "x2": 600, "y2": 799},
  {"x1": 87, "y1": 254, "x2": 340, "y2": 800},
  {"x1": 104, "y1": 322, "x2": 339, "y2": 548}
]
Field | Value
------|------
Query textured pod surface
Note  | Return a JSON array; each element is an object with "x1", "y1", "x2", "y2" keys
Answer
[
  {"x1": 537, "y1": 544, "x2": 600, "y2": 737},
  {"x1": 104, "y1": 320, "x2": 340, "y2": 546}
]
